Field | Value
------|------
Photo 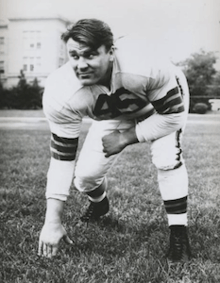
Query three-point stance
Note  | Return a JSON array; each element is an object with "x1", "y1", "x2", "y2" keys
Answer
[{"x1": 38, "y1": 18, "x2": 191, "y2": 262}]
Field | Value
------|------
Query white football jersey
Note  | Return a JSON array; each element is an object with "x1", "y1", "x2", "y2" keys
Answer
[
  {"x1": 43, "y1": 36, "x2": 185, "y2": 139},
  {"x1": 43, "y1": 35, "x2": 189, "y2": 200}
]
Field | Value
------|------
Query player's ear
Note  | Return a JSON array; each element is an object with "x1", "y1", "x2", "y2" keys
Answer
[{"x1": 109, "y1": 45, "x2": 115, "y2": 61}]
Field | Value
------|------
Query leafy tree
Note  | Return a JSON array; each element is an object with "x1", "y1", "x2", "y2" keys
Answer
[
  {"x1": 0, "y1": 81, "x2": 5, "y2": 108},
  {"x1": 10, "y1": 70, "x2": 30, "y2": 108},
  {"x1": 0, "y1": 80, "x2": 11, "y2": 109},
  {"x1": 17, "y1": 69, "x2": 28, "y2": 89},
  {"x1": 206, "y1": 71, "x2": 220, "y2": 97},
  {"x1": 179, "y1": 50, "x2": 218, "y2": 112},
  {"x1": 0, "y1": 70, "x2": 43, "y2": 109},
  {"x1": 181, "y1": 50, "x2": 217, "y2": 97},
  {"x1": 26, "y1": 77, "x2": 43, "y2": 109}
]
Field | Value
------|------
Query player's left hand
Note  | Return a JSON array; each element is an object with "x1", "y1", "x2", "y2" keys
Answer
[
  {"x1": 38, "y1": 222, "x2": 73, "y2": 258},
  {"x1": 102, "y1": 130, "x2": 126, "y2": 157}
]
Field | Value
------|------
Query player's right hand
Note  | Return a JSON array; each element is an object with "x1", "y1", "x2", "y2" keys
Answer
[{"x1": 38, "y1": 222, "x2": 73, "y2": 258}]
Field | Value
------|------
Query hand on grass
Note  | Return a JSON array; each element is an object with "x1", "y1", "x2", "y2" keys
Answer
[{"x1": 38, "y1": 222, "x2": 73, "y2": 258}]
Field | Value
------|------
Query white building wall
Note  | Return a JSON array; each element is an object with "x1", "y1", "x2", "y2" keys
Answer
[
  {"x1": 0, "y1": 23, "x2": 9, "y2": 86},
  {"x1": 0, "y1": 17, "x2": 70, "y2": 88}
]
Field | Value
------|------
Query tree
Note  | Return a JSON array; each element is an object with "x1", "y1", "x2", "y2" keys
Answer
[
  {"x1": 206, "y1": 71, "x2": 220, "y2": 97},
  {"x1": 27, "y1": 78, "x2": 43, "y2": 109},
  {"x1": 11, "y1": 70, "x2": 30, "y2": 108},
  {"x1": 181, "y1": 50, "x2": 217, "y2": 97},
  {"x1": 0, "y1": 70, "x2": 43, "y2": 109},
  {"x1": 0, "y1": 80, "x2": 8, "y2": 108},
  {"x1": 179, "y1": 50, "x2": 218, "y2": 112}
]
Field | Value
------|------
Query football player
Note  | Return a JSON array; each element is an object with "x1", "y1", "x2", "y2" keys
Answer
[{"x1": 38, "y1": 19, "x2": 191, "y2": 262}]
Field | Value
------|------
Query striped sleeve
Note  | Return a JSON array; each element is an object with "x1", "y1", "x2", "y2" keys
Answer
[
  {"x1": 50, "y1": 133, "x2": 78, "y2": 161},
  {"x1": 151, "y1": 86, "x2": 185, "y2": 115},
  {"x1": 146, "y1": 62, "x2": 185, "y2": 115},
  {"x1": 45, "y1": 134, "x2": 79, "y2": 201},
  {"x1": 136, "y1": 71, "x2": 189, "y2": 143}
]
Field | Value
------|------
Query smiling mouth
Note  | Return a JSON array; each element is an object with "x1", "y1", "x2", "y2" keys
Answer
[{"x1": 78, "y1": 73, "x2": 92, "y2": 77}]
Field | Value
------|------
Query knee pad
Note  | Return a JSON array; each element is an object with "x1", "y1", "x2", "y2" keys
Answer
[
  {"x1": 151, "y1": 131, "x2": 184, "y2": 170},
  {"x1": 74, "y1": 174, "x2": 105, "y2": 193}
]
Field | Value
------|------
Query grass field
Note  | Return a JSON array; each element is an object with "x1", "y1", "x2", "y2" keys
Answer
[{"x1": 0, "y1": 113, "x2": 220, "y2": 283}]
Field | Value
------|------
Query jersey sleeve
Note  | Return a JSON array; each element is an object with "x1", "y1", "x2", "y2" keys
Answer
[
  {"x1": 45, "y1": 135, "x2": 78, "y2": 201},
  {"x1": 136, "y1": 66, "x2": 187, "y2": 142},
  {"x1": 43, "y1": 75, "x2": 83, "y2": 201},
  {"x1": 147, "y1": 65, "x2": 185, "y2": 115}
]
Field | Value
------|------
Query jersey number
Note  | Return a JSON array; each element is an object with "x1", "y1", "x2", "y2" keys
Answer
[{"x1": 93, "y1": 87, "x2": 147, "y2": 119}]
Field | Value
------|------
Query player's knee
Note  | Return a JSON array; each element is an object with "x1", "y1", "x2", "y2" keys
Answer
[
  {"x1": 74, "y1": 174, "x2": 103, "y2": 193},
  {"x1": 151, "y1": 138, "x2": 183, "y2": 171},
  {"x1": 152, "y1": 156, "x2": 182, "y2": 171}
]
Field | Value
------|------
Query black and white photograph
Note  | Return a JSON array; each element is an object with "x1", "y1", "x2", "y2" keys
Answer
[{"x1": 0, "y1": 0, "x2": 220, "y2": 282}]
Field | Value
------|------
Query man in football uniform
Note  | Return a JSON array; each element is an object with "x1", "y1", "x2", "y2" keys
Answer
[{"x1": 38, "y1": 19, "x2": 191, "y2": 262}]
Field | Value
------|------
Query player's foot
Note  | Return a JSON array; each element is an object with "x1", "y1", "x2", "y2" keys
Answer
[
  {"x1": 80, "y1": 196, "x2": 109, "y2": 222},
  {"x1": 166, "y1": 225, "x2": 191, "y2": 262}
]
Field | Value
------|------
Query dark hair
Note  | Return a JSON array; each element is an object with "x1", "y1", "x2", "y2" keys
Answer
[{"x1": 61, "y1": 19, "x2": 114, "y2": 51}]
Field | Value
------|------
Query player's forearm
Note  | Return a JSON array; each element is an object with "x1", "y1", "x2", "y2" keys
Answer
[
  {"x1": 45, "y1": 198, "x2": 65, "y2": 224},
  {"x1": 120, "y1": 127, "x2": 139, "y2": 147},
  {"x1": 136, "y1": 112, "x2": 186, "y2": 142},
  {"x1": 46, "y1": 158, "x2": 76, "y2": 201}
]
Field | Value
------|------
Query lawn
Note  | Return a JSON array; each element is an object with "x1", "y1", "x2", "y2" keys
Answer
[{"x1": 0, "y1": 114, "x2": 220, "y2": 283}]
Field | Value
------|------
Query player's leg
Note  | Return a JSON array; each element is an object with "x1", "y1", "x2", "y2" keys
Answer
[
  {"x1": 151, "y1": 130, "x2": 188, "y2": 224},
  {"x1": 151, "y1": 130, "x2": 191, "y2": 262},
  {"x1": 151, "y1": 70, "x2": 191, "y2": 262},
  {"x1": 74, "y1": 119, "x2": 134, "y2": 221}
]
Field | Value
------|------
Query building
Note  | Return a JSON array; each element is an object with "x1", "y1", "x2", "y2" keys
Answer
[{"x1": 0, "y1": 16, "x2": 71, "y2": 88}]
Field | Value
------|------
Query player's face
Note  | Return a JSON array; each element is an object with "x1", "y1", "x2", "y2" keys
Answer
[{"x1": 67, "y1": 38, "x2": 114, "y2": 86}]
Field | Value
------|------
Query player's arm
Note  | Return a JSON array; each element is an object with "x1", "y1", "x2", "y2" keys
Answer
[
  {"x1": 103, "y1": 69, "x2": 187, "y2": 156},
  {"x1": 38, "y1": 74, "x2": 82, "y2": 257},
  {"x1": 135, "y1": 70, "x2": 187, "y2": 143},
  {"x1": 38, "y1": 198, "x2": 73, "y2": 258},
  {"x1": 102, "y1": 127, "x2": 138, "y2": 157},
  {"x1": 38, "y1": 133, "x2": 79, "y2": 258},
  {"x1": 102, "y1": 106, "x2": 185, "y2": 157}
]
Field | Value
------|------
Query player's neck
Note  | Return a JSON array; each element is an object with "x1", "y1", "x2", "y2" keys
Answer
[{"x1": 98, "y1": 62, "x2": 113, "y2": 90}]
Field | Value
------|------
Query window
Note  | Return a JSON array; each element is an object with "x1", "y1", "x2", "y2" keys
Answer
[
  {"x1": 0, "y1": 61, "x2": 4, "y2": 74},
  {"x1": 23, "y1": 64, "x2": 27, "y2": 71},
  {"x1": 23, "y1": 31, "x2": 41, "y2": 50},
  {"x1": 29, "y1": 57, "x2": 34, "y2": 71},
  {"x1": 23, "y1": 57, "x2": 41, "y2": 72},
  {"x1": 23, "y1": 57, "x2": 28, "y2": 71},
  {"x1": 0, "y1": 37, "x2": 4, "y2": 53},
  {"x1": 36, "y1": 57, "x2": 41, "y2": 70}
]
